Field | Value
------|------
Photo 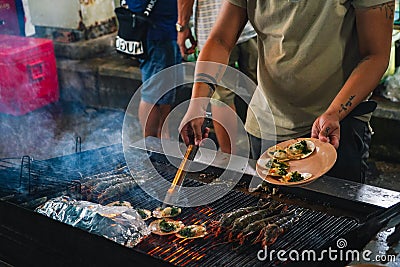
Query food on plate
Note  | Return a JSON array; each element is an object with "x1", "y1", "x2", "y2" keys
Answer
[
  {"x1": 149, "y1": 218, "x2": 184, "y2": 235},
  {"x1": 137, "y1": 209, "x2": 152, "y2": 220},
  {"x1": 266, "y1": 146, "x2": 289, "y2": 161},
  {"x1": 153, "y1": 206, "x2": 182, "y2": 218},
  {"x1": 106, "y1": 200, "x2": 132, "y2": 208},
  {"x1": 176, "y1": 225, "x2": 207, "y2": 239},
  {"x1": 285, "y1": 139, "x2": 315, "y2": 159},
  {"x1": 263, "y1": 158, "x2": 290, "y2": 177},
  {"x1": 280, "y1": 171, "x2": 312, "y2": 183},
  {"x1": 265, "y1": 158, "x2": 289, "y2": 169}
]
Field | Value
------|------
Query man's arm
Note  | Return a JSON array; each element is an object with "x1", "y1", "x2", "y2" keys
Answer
[
  {"x1": 177, "y1": 0, "x2": 196, "y2": 56},
  {"x1": 312, "y1": 1, "x2": 394, "y2": 148},
  {"x1": 180, "y1": 2, "x2": 248, "y2": 145}
]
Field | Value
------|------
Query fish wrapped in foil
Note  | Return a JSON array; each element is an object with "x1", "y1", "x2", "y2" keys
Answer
[{"x1": 35, "y1": 196, "x2": 150, "y2": 247}]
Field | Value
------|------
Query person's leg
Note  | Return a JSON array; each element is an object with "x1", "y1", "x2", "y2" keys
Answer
[
  {"x1": 237, "y1": 37, "x2": 258, "y2": 84},
  {"x1": 212, "y1": 103, "x2": 237, "y2": 153},
  {"x1": 211, "y1": 46, "x2": 240, "y2": 154},
  {"x1": 138, "y1": 40, "x2": 161, "y2": 138},
  {"x1": 138, "y1": 40, "x2": 180, "y2": 138},
  {"x1": 155, "y1": 41, "x2": 181, "y2": 139},
  {"x1": 138, "y1": 100, "x2": 160, "y2": 137},
  {"x1": 158, "y1": 104, "x2": 171, "y2": 139}
]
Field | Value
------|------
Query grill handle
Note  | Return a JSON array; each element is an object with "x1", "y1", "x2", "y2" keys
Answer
[
  {"x1": 366, "y1": 200, "x2": 400, "y2": 225},
  {"x1": 161, "y1": 114, "x2": 212, "y2": 208}
]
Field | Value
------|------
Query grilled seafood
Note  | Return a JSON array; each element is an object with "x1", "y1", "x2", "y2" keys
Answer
[
  {"x1": 137, "y1": 209, "x2": 152, "y2": 220},
  {"x1": 280, "y1": 171, "x2": 312, "y2": 183},
  {"x1": 176, "y1": 225, "x2": 207, "y2": 239},
  {"x1": 259, "y1": 158, "x2": 290, "y2": 177},
  {"x1": 286, "y1": 139, "x2": 315, "y2": 160},
  {"x1": 228, "y1": 203, "x2": 287, "y2": 241},
  {"x1": 106, "y1": 200, "x2": 132, "y2": 208},
  {"x1": 81, "y1": 174, "x2": 134, "y2": 201},
  {"x1": 149, "y1": 218, "x2": 184, "y2": 235},
  {"x1": 81, "y1": 173, "x2": 125, "y2": 188},
  {"x1": 153, "y1": 206, "x2": 182, "y2": 218},
  {"x1": 254, "y1": 213, "x2": 300, "y2": 247},
  {"x1": 92, "y1": 177, "x2": 131, "y2": 194},
  {"x1": 97, "y1": 180, "x2": 137, "y2": 203},
  {"x1": 266, "y1": 145, "x2": 289, "y2": 161},
  {"x1": 210, "y1": 201, "x2": 273, "y2": 236},
  {"x1": 236, "y1": 213, "x2": 290, "y2": 245}
]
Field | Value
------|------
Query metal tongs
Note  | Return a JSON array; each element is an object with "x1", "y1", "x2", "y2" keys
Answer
[{"x1": 161, "y1": 113, "x2": 211, "y2": 208}]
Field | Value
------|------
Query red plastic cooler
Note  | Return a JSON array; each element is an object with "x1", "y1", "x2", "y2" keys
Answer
[{"x1": 0, "y1": 34, "x2": 59, "y2": 115}]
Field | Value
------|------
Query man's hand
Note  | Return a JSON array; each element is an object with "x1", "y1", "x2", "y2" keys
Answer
[
  {"x1": 311, "y1": 112, "x2": 340, "y2": 149},
  {"x1": 177, "y1": 29, "x2": 197, "y2": 58},
  {"x1": 179, "y1": 102, "x2": 209, "y2": 146}
]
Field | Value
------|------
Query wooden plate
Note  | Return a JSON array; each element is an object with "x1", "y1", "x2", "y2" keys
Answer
[{"x1": 256, "y1": 138, "x2": 337, "y2": 186}]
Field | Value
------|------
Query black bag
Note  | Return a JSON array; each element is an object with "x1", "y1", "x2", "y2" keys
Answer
[
  {"x1": 115, "y1": 7, "x2": 149, "y2": 58},
  {"x1": 114, "y1": 1, "x2": 156, "y2": 58}
]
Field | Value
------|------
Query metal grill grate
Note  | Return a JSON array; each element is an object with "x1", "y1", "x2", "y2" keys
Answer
[
  {"x1": 0, "y1": 156, "x2": 80, "y2": 208},
  {"x1": 0, "y1": 144, "x2": 362, "y2": 266},
  {"x1": 77, "y1": 159, "x2": 359, "y2": 267}
]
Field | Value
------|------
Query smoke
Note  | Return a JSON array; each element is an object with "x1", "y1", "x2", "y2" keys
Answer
[{"x1": 0, "y1": 101, "x2": 128, "y2": 161}]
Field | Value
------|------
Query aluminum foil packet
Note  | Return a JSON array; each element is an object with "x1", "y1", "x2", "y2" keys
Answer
[{"x1": 35, "y1": 196, "x2": 150, "y2": 247}]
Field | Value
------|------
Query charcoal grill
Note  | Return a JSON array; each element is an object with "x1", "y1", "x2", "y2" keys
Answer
[{"x1": 0, "y1": 138, "x2": 400, "y2": 267}]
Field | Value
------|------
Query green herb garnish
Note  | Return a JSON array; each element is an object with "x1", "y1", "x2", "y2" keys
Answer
[
  {"x1": 297, "y1": 140, "x2": 311, "y2": 154},
  {"x1": 179, "y1": 227, "x2": 195, "y2": 238},
  {"x1": 288, "y1": 171, "x2": 304, "y2": 182},
  {"x1": 137, "y1": 209, "x2": 148, "y2": 219},
  {"x1": 159, "y1": 219, "x2": 177, "y2": 233},
  {"x1": 170, "y1": 207, "x2": 180, "y2": 216},
  {"x1": 278, "y1": 168, "x2": 288, "y2": 176}
]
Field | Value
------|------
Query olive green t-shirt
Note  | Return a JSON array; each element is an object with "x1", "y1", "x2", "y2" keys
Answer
[{"x1": 227, "y1": 0, "x2": 391, "y2": 140}]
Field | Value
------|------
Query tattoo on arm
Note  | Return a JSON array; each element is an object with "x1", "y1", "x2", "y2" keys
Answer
[
  {"x1": 325, "y1": 127, "x2": 330, "y2": 136},
  {"x1": 339, "y1": 95, "x2": 356, "y2": 114},
  {"x1": 354, "y1": 56, "x2": 371, "y2": 71},
  {"x1": 194, "y1": 65, "x2": 225, "y2": 97},
  {"x1": 194, "y1": 73, "x2": 217, "y2": 97},
  {"x1": 372, "y1": 2, "x2": 395, "y2": 20}
]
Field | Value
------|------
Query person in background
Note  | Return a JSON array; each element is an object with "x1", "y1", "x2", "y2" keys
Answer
[
  {"x1": 180, "y1": 0, "x2": 394, "y2": 183},
  {"x1": 177, "y1": 0, "x2": 258, "y2": 154},
  {"x1": 126, "y1": 0, "x2": 181, "y2": 138}
]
